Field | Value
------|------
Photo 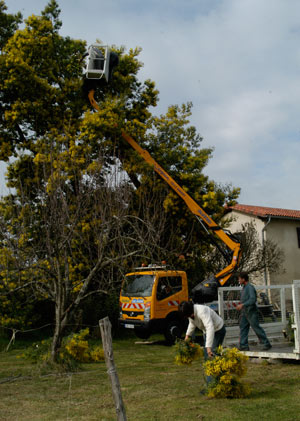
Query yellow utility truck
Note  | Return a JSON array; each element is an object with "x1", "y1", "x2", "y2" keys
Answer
[{"x1": 119, "y1": 265, "x2": 189, "y2": 342}]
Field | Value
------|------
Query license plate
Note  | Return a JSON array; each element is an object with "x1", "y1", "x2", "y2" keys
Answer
[{"x1": 125, "y1": 324, "x2": 134, "y2": 329}]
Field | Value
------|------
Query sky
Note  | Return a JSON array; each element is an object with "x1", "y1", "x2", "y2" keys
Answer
[{"x1": 3, "y1": 0, "x2": 300, "y2": 210}]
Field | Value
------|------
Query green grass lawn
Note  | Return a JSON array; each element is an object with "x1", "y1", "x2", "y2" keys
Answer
[{"x1": 0, "y1": 333, "x2": 300, "y2": 420}]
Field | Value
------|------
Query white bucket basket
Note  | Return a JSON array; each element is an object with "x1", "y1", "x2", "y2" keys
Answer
[{"x1": 86, "y1": 44, "x2": 111, "y2": 81}]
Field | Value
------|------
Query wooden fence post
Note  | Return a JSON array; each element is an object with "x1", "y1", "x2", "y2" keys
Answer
[{"x1": 99, "y1": 317, "x2": 127, "y2": 421}]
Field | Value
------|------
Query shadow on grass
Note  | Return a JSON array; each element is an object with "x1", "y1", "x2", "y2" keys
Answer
[
  {"x1": 134, "y1": 333, "x2": 204, "y2": 348},
  {"x1": 134, "y1": 339, "x2": 172, "y2": 347}
]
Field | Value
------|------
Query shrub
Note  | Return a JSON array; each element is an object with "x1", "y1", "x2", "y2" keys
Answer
[
  {"x1": 19, "y1": 338, "x2": 52, "y2": 362},
  {"x1": 61, "y1": 328, "x2": 105, "y2": 363},
  {"x1": 19, "y1": 328, "x2": 104, "y2": 370},
  {"x1": 204, "y1": 346, "x2": 251, "y2": 398}
]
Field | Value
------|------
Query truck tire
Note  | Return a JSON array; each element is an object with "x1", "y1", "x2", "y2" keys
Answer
[
  {"x1": 134, "y1": 326, "x2": 151, "y2": 340},
  {"x1": 164, "y1": 319, "x2": 183, "y2": 345}
]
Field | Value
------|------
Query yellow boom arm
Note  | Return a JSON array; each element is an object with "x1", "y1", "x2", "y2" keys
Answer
[{"x1": 88, "y1": 90, "x2": 241, "y2": 285}]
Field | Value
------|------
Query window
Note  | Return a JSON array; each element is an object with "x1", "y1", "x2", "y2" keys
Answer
[
  {"x1": 156, "y1": 276, "x2": 182, "y2": 301},
  {"x1": 297, "y1": 227, "x2": 300, "y2": 248},
  {"x1": 122, "y1": 274, "x2": 154, "y2": 297}
]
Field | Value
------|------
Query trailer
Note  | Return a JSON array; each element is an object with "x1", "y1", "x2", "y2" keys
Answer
[{"x1": 219, "y1": 280, "x2": 300, "y2": 360}]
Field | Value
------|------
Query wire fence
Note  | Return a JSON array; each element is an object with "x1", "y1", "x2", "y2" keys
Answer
[{"x1": 0, "y1": 323, "x2": 102, "y2": 351}]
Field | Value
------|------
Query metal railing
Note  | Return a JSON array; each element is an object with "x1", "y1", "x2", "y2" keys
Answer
[
  {"x1": 217, "y1": 282, "x2": 300, "y2": 355},
  {"x1": 292, "y1": 280, "x2": 300, "y2": 354}
]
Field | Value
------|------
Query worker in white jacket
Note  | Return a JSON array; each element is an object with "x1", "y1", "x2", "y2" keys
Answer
[{"x1": 179, "y1": 300, "x2": 226, "y2": 358}]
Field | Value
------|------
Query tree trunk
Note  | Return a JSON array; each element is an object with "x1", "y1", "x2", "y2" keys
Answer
[
  {"x1": 51, "y1": 303, "x2": 64, "y2": 361},
  {"x1": 51, "y1": 276, "x2": 66, "y2": 362}
]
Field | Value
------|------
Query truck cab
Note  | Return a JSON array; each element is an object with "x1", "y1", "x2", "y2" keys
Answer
[{"x1": 119, "y1": 265, "x2": 188, "y2": 342}]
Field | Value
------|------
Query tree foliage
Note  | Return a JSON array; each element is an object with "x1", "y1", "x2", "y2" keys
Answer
[{"x1": 0, "y1": 1, "x2": 242, "y2": 358}]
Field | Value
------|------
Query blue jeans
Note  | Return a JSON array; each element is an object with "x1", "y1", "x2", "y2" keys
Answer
[
  {"x1": 204, "y1": 325, "x2": 226, "y2": 385},
  {"x1": 203, "y1": 325, "x2": 226, "y2": 358},
  {"x1": 239, "y1": 307, "x2": 270, "y2": 349}
]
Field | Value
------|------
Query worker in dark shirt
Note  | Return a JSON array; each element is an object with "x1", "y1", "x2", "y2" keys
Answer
[{"x1": 236, "y1": 272, "x2": 272, "y2": 351}]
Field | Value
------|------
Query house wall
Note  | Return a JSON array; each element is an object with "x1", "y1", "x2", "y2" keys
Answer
[{"x1": 265, "y1": 218, "x2": 300, "y2": 286}]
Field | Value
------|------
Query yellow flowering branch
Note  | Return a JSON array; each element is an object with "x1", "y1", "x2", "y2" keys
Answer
[
  {"x1": 204, "y1": 346, "x2": 251, "y2": 398},
  {"x1": 174, "y1": 339, "x2": 204, "y2": 366}
]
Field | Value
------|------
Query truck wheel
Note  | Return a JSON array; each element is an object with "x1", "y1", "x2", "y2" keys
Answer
[
  {"x1": 134, "y1": 326, "x2": 151, "y2": 340},
  {"x1": 164, "y1": 320, "x2": 183, "y2": 345}
]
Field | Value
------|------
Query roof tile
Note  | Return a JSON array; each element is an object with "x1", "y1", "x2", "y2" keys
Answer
[{"x1": 228, "y1": 204, "x2": 300, "y2": 219}]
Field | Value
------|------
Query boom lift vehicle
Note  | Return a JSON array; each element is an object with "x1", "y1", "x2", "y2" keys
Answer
[{"x1": 85, "y1": 45, "x2": 242, "y2": 342}]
